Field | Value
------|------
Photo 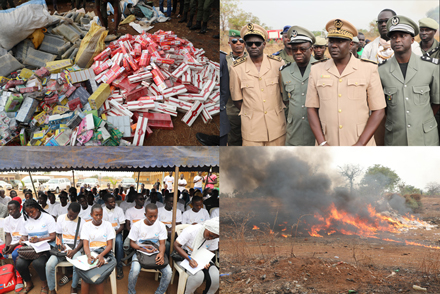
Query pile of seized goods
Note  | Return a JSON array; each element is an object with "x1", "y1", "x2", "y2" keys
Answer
[{"x1": 0, "y1": 15, "x2": 219, "y2": 146}]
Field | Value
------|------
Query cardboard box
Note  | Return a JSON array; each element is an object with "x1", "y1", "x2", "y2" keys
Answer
[
  {"x1": 88, "y1": 83, "x2": 111, "y2": 110},
  {"x1": 132, "y1": 117, "x2": 148, "y2": 146}
]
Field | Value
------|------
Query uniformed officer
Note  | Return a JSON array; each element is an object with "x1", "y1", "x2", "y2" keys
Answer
[
  {"x1": 225, "y1": 29, "x2": 248, "y2": 146},
  {"x1": 419, "y1": 18, "x2": 439, "y2": 60},
  {"x1": 273, "y1": 25, "x2": 295, "y2": 64},
  {"x1": 313, "y1": 37, "x2": 328, "y2": 61},
  {"x1": 378, "y1": 15, "x2": 440, "y2": 146},
  {"x1": 280, "y1": 26, "x2": 316, "y2": 146},
  {"x1": 350, "y1": 37, "x2": 361, "y2": 58},
  {"x1": 229, "y1": 23, "x2": 286, "y2": 146},
  {"x1": 305, "y1": 19, "x2": 386, "y2": 146}
]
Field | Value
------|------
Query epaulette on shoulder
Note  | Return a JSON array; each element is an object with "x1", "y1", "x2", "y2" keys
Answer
[
  {"x1": 311, "y1": 59, "x2": 327, "y2": 65},
  {"x1": 280, "y1": 62, "x2": 291, "y2": 71},
  {"x1": 267, "y1": 54, "x2": 282, "y2": 62},
  {"x1": 361, "y1": 58, "x2": 377, "y2": 65},
  {"x1": 421, "y1": 55, "x2": 439, "y2": 65},
  {"x1": 220, "y1": 50, "x2": 227, "y2": 55},
  {"x1": 233, "y1": 56, "x2": 247, "y2": 67},
  {"x1": 273, "y1": 51, "x2": 281, "y2": 56},
  {"x1": 378, "y1": 59, "x2": 387, "y2": 66}
]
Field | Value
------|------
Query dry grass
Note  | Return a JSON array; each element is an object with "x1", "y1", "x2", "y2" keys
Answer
[{"x1": 419, "y1": 251, "x2": 440, "y2": 281}]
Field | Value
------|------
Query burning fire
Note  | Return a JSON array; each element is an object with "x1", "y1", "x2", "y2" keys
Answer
[
  {"x1": 253, "y1": 225, "x2": 260, "y2": 230},
  {"x1": 281, "y1": 234, "x2": 288, "y2": 238}
]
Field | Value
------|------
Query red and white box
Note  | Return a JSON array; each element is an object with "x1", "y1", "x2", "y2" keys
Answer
[
  {"x1": 94, "y1": 59, "x2": 113, "y2": 75},
  {"x1": 133, "y1": 117, "x2": 148, "y2": 146},
  {"x1": 192, "y1": 73, "x2": 203, "y2": 89},
  {"x1": 188, "y1": 62, "x2": 204, "y2": 72},
  {"x1": 124, "y1": 87, "x2": 150, "y2": 102},
  {"x1": 162, "y1": 85, "x2": 187, "y2": 98},
  {"x1": 181, "y1": 69, "x2": 191, "y2": 84},
  {"x1": 205, "y1": 104, "x2": 220, "y2": 116},
  {"x1": 95, "y1": 69, "x2": 109, "y2": 83},
  {"x1": 112, "y1": 52, "x2": 124, "y2": 67},
  {"x1": 152, "y1": 69, "x2": 167, "y2": 92},
  {"x1": 109, "y1": 100, "x2": 133, "y2": 117},
  {"x1": 103, "y1": 65, "x2": 126, "y2": 84},
  {"x1": 167, "y1": 97, "x2": 192, "y2": 112},
  {"x1": 139, "y1": 50, "x2": 149, "y2": 66},
  {"x1": 139, "y1": 95, "x2": 164, "y2": 102},
  {"x1": 126, "y1": 100, "x2": 155, "y2": 111},
  {"x1": 178, "y1": 93, "x2": 205, "y2": 101},
  {"x1": 200, "y1": 107, "x2": 212, "y2": 124},
  {"x1": 128, "y1": 71, "x2": 152, "y2": 83},
  {"x1": 208, "y1": 91, "x2": 220, "y2": 102},
  {"x1": 200, "y1": 79, "x2": 215, "y2": 101},
  {"x1": 181, "y1": 101, "x2": 204, "y2": 127},
  {"x1": 171, "y1": 62, "x2": 189, "y2": 79},
  {"x1": 153, "y1": 102, "x2": 177, "y2": 117},
  {"x1": 94, "y1": 47, "x2": 111, "y2": 62},
  {"x1": 70, "y1": 68, "x2": 95, "y2": 83}
]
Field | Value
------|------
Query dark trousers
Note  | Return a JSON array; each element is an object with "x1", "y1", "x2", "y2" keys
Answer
[
  {"x1": 0, "y1": 0, "x2": 15, "y2": 10},
  {"x1": 16, "y1": 254, "x2": 49, "y2": 282}
]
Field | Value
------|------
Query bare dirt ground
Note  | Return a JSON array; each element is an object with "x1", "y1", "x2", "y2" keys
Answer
[
  {"x1": 220, "y1": 196, "x2": 440, "y2": 294},
  {"x1": 5, "y1": 0, "x2": 219, "y2": 146}
]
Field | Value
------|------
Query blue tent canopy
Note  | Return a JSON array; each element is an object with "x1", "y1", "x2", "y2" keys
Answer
[{"x1": 0, "y1": 146, "x2": 219, "y2": 172}]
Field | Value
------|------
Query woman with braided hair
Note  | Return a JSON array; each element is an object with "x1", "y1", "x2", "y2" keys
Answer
[
  {"x1": 173, "y1": 217, "x2": 220, "y2": 294},
  {"x1": 17, "y1": 199, "x2": 56, "y2": 293}
]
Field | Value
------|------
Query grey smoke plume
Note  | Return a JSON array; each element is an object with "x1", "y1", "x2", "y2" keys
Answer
[{"x1": 221, "y1": 147, "x2": 410, "y2": 234}]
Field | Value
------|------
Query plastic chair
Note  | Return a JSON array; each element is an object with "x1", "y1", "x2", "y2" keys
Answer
[
  {"x1": 140, "y1": 268, "x2": 161, "y2": 281},
  {"x1": 170, "y1": 224, "x2": 191, "y2": 294},
  {"x1": 54, "y1": 261, "x2": 73, "y2": 291}
]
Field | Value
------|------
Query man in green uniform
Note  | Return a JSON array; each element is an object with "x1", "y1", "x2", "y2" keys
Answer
[
  {"x1": 419, "y1": 18, "x2": 439, "y2": 60},
  {"x1": 313, "y1": 36, "x2": 327, "y2": 61},
  {"x1": 225, "y1": 29, "x2": 248, "y2": 146},
  {"x1": 378, "y1": 15, "x2": 440, "y2": 146},
  {"x1": 273, "y1": 26, "x2": 295, "y2": 64},
  {"x1": 280, "y1": 26, "x2": 316, "y2": 146},
  {"x1": 188, "y1": 0, "x2": 214, "y2": 33},
  {"x1": 357, "y1": 32, "x2": 366, "y2": 57}
]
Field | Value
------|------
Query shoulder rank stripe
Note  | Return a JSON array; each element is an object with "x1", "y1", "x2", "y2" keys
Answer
[
  {"x1": 267, "y1": 54, "x2": 282, "y2": 62},
  {"x1": 361, "y1": 58, "x2": 377, "y2": 65},
  {"x1": 233, "y1": 56, "x2": 247, "y2": 67},
  {"x1": 280, "y1": 62, "x2": 291, "y2": 71},
  {"x1": 421, "y1": 55, "x2": 439, "y2": 65},
  {"x1": 311, "y1": 59, "x2": 327, "y2": 65}
]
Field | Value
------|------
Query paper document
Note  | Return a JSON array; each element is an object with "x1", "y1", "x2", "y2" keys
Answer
[
  {"x1": 180, "y1": 248, "x2": 215, "y2": 275},
  {"x1": 24, "y1": 240, "x2": 51, "y2": 253},
  {"x1": 137, "y1": 245, "x2": 159, "y2": 256},
  {"x1": 67, "y1": 252, "x2": 106, "y2": 271}
]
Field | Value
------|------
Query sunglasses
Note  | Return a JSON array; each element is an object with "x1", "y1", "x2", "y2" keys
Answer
[
  {"x1": 231, "y1": 38, "x2": 244, "y2": 44},
  {"x1": 376, "y1": 19, "x2": 389, "y2": 25},
  {"x1": 291, "y1": 46, "x2": 312, "y2": 53},
  {"x1": 246, "y1": 41, "x2": 263, "y2": 47}
]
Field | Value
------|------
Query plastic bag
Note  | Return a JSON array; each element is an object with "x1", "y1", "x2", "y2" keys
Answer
[
  {"x1": 0, "y1": 0, "x2": 54, "y2": 50},
  {"x1": 75, "y1": 22, "x2": 108, "y2": 68},
  {"x1": 27, "y1": 28, "x2": 47, "y2": 49}
]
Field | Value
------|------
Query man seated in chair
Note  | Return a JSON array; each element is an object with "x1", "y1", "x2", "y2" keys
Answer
[
  {"x1": 158, "y1": 194, "x2": 183, "y2": 255},
  {"x1": 127, "y1": 203, "x2": 172, "y2": 294},
  {"x1": 182, "y1": 196, "x2": 210, "y2": 225}
]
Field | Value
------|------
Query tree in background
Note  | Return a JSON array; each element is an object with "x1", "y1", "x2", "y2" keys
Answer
[
  {"x1": 220, "y1": 0, "x2": 270, "y2": 33},
  {"x1": 338, "y1": 164, "x2": 362, "y2": 194},
  {"x1": 425, "y1": 182, "x2": 440, "y2": 196},
  {"x1": 398, "y1": 183, "x2": 422, "y2": 195},
  {"x1": 360, "y1": 164, "x2": 401, "y2": 196},
  {"x1": 220, "y1": 0, "x2": 238, "y2": 33},
  {"x1": 426, "y1": 5, "x2": 439, "y2": 24}
]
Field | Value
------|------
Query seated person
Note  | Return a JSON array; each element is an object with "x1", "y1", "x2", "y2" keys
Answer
[
  {"x1": 47, "y1": 192, "x2": 60, "y2": 217},
  {"x1": 0, "y1": 200, "x2": 25, "y2": 292},
  {"x1": 127, "y1": 203, "x2": 172, "y2": 294},
  {"x1": 53, "y1": 191, "x2": 69, "y2": 218},
  {"x1": 78, "y1": 194, "x2": 93, "y2": 222},
  {"x1": 145, "y1": 191, "x2": 164, "y2": 208},
  {"x1": 182, "y1": 196, "x2": 210, "y2": 225},
  {"x1": 210, "y1": 207, "x2": 219, "y2": 218},
  {"x1": 46, "y1": 202, "x2": 84, "y2": 294},
  {"x1": 78, "y1": 204, "x2": 116, "y2": 294},
  {"x1": 17, "y1": 199, "x2": 56, "y2": 294},
  {"x1": 102, "y1": 194, "x2": 125, "y2": 280},
  {"x1": 158, "y1": 194, "x2": 183, "y2": 254},
  {"x1": 38, "y1": 192, "x2": 49, "y2": 211},
  {"x1": 125, "y1": 193, "x2": 146, "y2": 231},
  {"x1": 86, "y1": 191, "x2": 95, "y2": 206},
  {"x1": 174, "y1": 217, "x2": 220, "y2": 294}
]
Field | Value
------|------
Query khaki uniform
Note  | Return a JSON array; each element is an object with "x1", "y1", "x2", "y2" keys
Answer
[
  {"x1": 420, "y1": 39, "x2": 440, "y2": 60},
  {"x1": 225, "y1": 51, "x2": 248, "y2": 145},
  {"x1": 229, "y1": 54, "x2": 286, "y2": 144},
  {"x1": 378, "y1": 52, "x2": 440, "y2": 146},
  {"x1": 305, "y1": 55, "x2": 386, "y2": 146},
  {"x1": 281, "y1": 57, "x2": 316, "y2": 146},
  {"x1": 274, "y1": 49, "x2": 295, "y2": 64}
]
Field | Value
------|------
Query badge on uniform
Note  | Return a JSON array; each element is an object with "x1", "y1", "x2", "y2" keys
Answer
[
  {"x1": 334, "y1": 19, "x2": 343, "y2": 30},
  {"x1": 386, "y1": 94, "x2": 393, "y2": 101},
  {"x1": 391, "y1": 17, "x2": 399, "y2": 26}
]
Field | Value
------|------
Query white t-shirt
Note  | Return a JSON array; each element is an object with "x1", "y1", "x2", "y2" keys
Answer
[
  {"x1": 0, "y1": 196, "x2": 12, "y2": 206},
  {"x1": 56, "y1": 214, "x2": 84, "y2": 246},
  {"x1": 125, "y1": 206, "x2": 145, "y2": 225},
  {"x1": 103, "y1": 206, "x2": 126, "y2": 230},
  {"x1": 119, "y1": 201, "x2": 135, "y2": 213},
  {"x1": 47, "y1": 202, "x2": 60, "y2": 217},
  {"x1": 176, "y1": 224, "x2": 218, "y2": 255},
  {"x1": 4, "y1": 214, "x2": 25, "y2": 244},
  {"x1": 193, "y1": 176, "x2": 203, "y2": 188},
  {"x1": 52, "y1": 203, "x2": 69, "y2": 218},
  {"x1": 158, "y1": 207, "x2": 183, "y2": 228},
  {"x1": 163, "y1": 176, "x2": 174, "y2": 192},
  {"x1": 20, "y1": 212, "x2": 56, "y2": 238},
  {"x1": 182, "y1": 208, "x2": 210, "y2": 225},
  {"x1": 128, "y1": 219, "x2": 167, "y2": 247},
  {"x1": 81, "y1": 220, "x2": 115, "y2": 251},
  {"x1": 79, "y1": 206, "x2": 93, "y2": 222},
  {"x1": 210, "y1": 208, "x2": 219, "y2": 219},
  {"x1": 145, "y1": 200, "x2": 164, "y2": 208},
  {"x1": 177, "y1": 179, "x2": 187, "y2": 192}
]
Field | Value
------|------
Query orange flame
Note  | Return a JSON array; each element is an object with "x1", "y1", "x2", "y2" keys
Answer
[
  {"x1": 269, "y1": 230, "x2": 274, "y2": 235},
  {"x1": 281, "y1": 234, "x2": 288, "y2": 238},
  {"x1": 405, "y1": 240, "x2": 440, "y2": 250},
  {"x1": 282, "y1": 228, "x2": 287, "y2": 231},
  {"x1": 253, "y1": 225, "x2": 260, "y2": 230}
]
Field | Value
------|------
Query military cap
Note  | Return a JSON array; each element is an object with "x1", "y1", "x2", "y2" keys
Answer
[
  {"x1": 387, "y1": 15, "x2": 419, "y2": 37},
  {"x1": 229, "y1": 29, "x2": 241, "y2": 37},
  {"x1": 281, "y1": 25, "x2": 291, "y2": 35},
  {"x1": 287, "y1": 25, "x2": 316, "y2": 44},
  {"x1": 325, "y1": 19, "x2": 357, "y2": 40},
  {"x1": 419, "y1": 17, "x2": 439, "y2": 30},
  {"x1": 240, "y1": 23, "x2": 268, "y2": 41},
  {"x1": 314, "y1": 36, "x2": 327, "y2": 46},
  {"x1": 352, "y1": 36, "x2": 359, "y2": 43}
]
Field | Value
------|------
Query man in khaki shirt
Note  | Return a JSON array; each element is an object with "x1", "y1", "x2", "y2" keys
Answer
[
  {"x1": 229, "y1": 23, "x2": 286, "y2": 146},
  {"x1": 306, "y1": 19, "x2": 386, "y2": 146}
]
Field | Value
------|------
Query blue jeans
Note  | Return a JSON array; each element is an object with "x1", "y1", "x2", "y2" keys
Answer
[
  {"x1": 159, "y1": 0, "x2": 171, "y2": 16},
  {"x1": 194, "y1": 187, "x2": 203, "y2": 193},
  {"x1": 128, "y1": 254, "x2": 171, "y2": 294},
  {"x1": 115, "y1": 233, "x2": 124, "y2": 269},
  {"x1": 46, "y1": 252, "x2": 82, "y2": 291}
]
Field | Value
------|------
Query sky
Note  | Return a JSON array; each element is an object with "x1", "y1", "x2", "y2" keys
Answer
[{"x1": 235, "y1": 0, "x2": 438, "y2": 32}]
